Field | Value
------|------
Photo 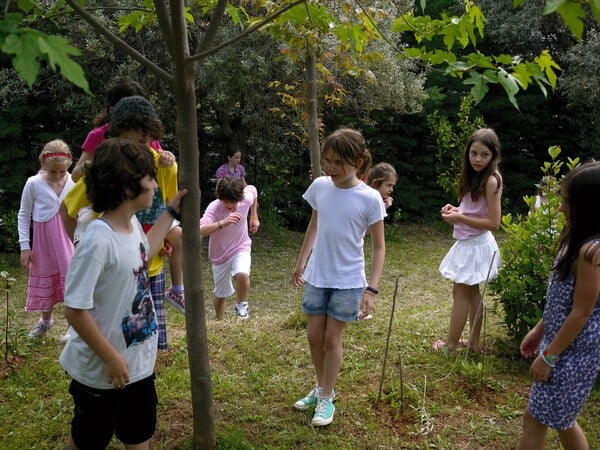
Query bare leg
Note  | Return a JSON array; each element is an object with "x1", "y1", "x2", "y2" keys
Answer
[
  {"x1": 214, "y1": 297, "x2": 226, "y2": 320},
  {"x1": 41, "y1": 310, "x2": 53, "y2": 322},
  {"x1": 233, "y1": 272, "x2": 250, "y2": 304},
  {"x1": 166, "y1": 226, "x2": 183, "y2": 287},
  {"x1": 558, "y1": 421, "x2": 589, "y2": 450},
  {"x1": 467, "y1": 284, "x2": 483, "y2": 353},
  {"x1": 306, "y1": 314, "x2": 327, "y2": 387},
  {"x1": 518, "y1": 409, "x2": 548, "y2": 450},
  {"x1": 441, "y1": 283, "x2": 471, "y2": 351},
  {"x1": 320, "y1": 317, "x2": 345, "y2": 397}
]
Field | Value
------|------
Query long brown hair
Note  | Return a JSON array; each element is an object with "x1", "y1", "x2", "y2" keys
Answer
[
  {"x1": 554, "y1": 161, "x2": 600, "y2": 280},
  {"x1": 321, "y1": 128, "x2": 372, "y2": 178},
  {"x1": 457, "y1": 128, "x2": 501, "y2": 201}
]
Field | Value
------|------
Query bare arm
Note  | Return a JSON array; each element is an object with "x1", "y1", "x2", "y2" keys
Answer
[
  {"x1": 359, "y1": 220, "x2": 386, "y2": 318},
  {"x1": 71, "y1": 151, "x2": 92, "y2": 182},
  {"x1": 60, "y1": 202, "x2": 77, "y2": 242},
  {"x1": 199, "y1": 212, "x2": 242, "y2": 237},
  {"x1": 64, "y1": 307, "x2": 128, "y2": 388},
  {"x1": 442, "y1": 175, "x2": 502, "y2": 231},
  {"x1": 249, "y1": 194, "x2": 260, "y2": 234},
  {"x1": 529, "y1": 242, "x2": 600, "y2": 381},
  {"x1": 292, "y1": 209, "x2": 318, "y2": 286},
  {"x1": 146, "y1": 189, "x2": 188, "y2": 257}
]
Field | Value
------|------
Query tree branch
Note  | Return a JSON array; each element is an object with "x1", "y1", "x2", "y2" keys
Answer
[
  {"x1": 63, "y1": 0, "x2": 174, "y2": 85},
  {"x1": 187, "y1": 0, "x2": 307, "y2": 63},
  {"x1": 154, "y1": 0, "x2": 175, "y2": 57}
]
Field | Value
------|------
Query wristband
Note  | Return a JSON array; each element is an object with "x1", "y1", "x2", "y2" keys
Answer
[
  {"x1": 365, "y1": 286, "x2": 378, "y2": 295},
  {"x1": 165, "y1": 206, "x2": 181, "y2": 221},
  {"x1": 540, "y1": 347, "x2": 558, "y2": 368},
  {"x1": 251, "y1": 216, "x2": 259, "y2": 220}
]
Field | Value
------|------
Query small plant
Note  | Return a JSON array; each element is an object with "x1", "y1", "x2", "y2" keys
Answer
[
  {"x1": 1, "y1": 270, "x2": 19, "y2": 369},
  {"x1": 490, "y1": 147, "x2": 579, "y2": 346}
]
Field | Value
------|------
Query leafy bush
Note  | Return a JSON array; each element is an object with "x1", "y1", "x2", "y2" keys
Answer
[
  {"x1": 0, "y1": 211, "x2": 19, "y2": 254},
  {"x1": 489, "y1": 147, "x2": 579, "y2": 346}
]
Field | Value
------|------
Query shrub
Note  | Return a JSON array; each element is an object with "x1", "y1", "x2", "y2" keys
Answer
[{"x1": 489, "y1": 147, "x2": 579, "y2": 346}]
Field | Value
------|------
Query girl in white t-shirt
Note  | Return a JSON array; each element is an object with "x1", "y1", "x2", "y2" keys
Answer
[
  {"x1": 292, "y1": 128, "x2": 386, "y2": 427},
  {"x1": 18, "y1": 139, "x2": 75, "y2": 339}
]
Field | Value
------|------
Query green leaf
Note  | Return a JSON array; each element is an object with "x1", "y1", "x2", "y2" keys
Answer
[
  {"x1": 534, "y1": 50, "x2": 561, "y2": 88},
  {"x1": 463, "y1": 71, "x2": 490, "y2": 105},
  {"x1": 497, "y1": 68, "x2": 520, "y2": 110},
  {"x1": 513, "y1": 0, "x2": 527, "y2": 7},
  {"x1": 543, "y1": 0, "x2": 568, "y2": 14},
  {"x1": 555, "y1": 1, "x2": 586, "y2": 40},
  {"x1": 37, "y1": 35, "x2": 90, "y2": 93},
  {"x1": 2, "y1": 33, "x2": 40, "y2": 86}
]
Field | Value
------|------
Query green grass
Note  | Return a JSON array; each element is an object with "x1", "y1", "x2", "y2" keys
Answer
[{"x1": 1, "y1": 224, "x2": 598, "y2": 449}]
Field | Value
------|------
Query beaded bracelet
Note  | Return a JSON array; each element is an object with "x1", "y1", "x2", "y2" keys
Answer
[{"x1": 539, "y1": 347, "x2": 559, "y2": 368}]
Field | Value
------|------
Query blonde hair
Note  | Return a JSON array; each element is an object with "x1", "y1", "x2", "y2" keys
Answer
[{"x1": 39, "y1": 139, "x2": 73, "y2": 165}]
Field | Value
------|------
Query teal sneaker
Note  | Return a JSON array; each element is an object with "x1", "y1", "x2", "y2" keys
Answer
[
  {"x1": 294, "y1": 386, "x2": 320, "y2": 411},
  {"x1": 293, "y1": 387, "x2": 336, "y2": 411},
  {"x1": 311, "y1": 396, "x2": 335, "y2": 426}
]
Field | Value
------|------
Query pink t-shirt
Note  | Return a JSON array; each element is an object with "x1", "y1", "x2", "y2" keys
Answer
[
  {"x1": 200, "y1": 185, "x2": 257, "y2": 266},
  {"x1": 81, "y1": 123, "x2": 162, "y2": 154},
  {"x1": 453, "y1": 193, "x2": 487, "y2": 240}
]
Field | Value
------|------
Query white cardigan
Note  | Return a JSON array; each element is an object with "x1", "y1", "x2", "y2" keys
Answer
[{"x1": 17, "y1": 172, "x2": 74, "y2": 250}]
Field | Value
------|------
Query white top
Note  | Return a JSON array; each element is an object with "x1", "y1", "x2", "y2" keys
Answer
[
  {"x1": 17, "y1": 171, "x2": 75, "y2": 250},
  {"x1": 200, "y1": 185, "x2": 257, "y2": 266},
  {"x1": 59, "y1": 218, "x2": 158, "y2": 389},
  {"x1": 302, "y1": 176, "x2": 386, "y2": 289}
]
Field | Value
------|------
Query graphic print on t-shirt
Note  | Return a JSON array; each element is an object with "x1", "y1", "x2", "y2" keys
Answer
[{"x1": 121, "y1": 243, "x2": 158, "y2": 347}]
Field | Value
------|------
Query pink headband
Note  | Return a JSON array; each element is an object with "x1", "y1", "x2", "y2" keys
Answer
[{"x1": 42, "y1": 152, "x2": 71, "y2": 160}]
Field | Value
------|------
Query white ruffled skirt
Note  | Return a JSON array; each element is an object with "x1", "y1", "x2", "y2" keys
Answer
[{"x1": 439, "y1": 231, "x2": 501, "y2": 285}]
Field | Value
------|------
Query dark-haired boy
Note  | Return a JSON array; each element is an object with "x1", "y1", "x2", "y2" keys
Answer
[
  {"x1": 200, "y1": 176, "x2": 259, "y2": 320},
  {"x1": 60, "y1": 138, "x2": 186, "y2": 450}
]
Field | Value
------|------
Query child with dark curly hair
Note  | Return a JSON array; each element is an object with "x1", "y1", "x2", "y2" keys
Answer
[{"x1": 60, "y1": 138, "x2": 186, "y2": 450}]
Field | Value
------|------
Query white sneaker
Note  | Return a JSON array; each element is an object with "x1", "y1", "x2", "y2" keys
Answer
[
  {"x1": 235, "y1": 302, "x2": 249, "y2": 320},
  {"x1": 60, "y1": 327, "x2": 72, "y2": 344},
  {"x1": 28, "y1": 319, "x2": 54, "y2": 338}
]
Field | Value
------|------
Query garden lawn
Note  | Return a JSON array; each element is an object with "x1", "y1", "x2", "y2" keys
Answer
[{"x1": 1, "y1": 223, "x2": 598, "y2": 449}]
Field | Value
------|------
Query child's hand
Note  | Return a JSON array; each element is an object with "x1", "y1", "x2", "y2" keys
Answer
[
  {"x1": 223, "y1": 212, "x2": 243, "y2": 226},
  {"x1": 529, "y1": 356, "x2": 551, "y2": 383},
  {"x1": 105, "y1": 353, "x2": 129, "y2": 389},
  {"x1": 158, "y1": 150, "x2": 176, "y2": 167},
  {"x1": 292, "y1": 268, "x2": 304, "y2": 287},
  {"x1": 20, "y1": 250, "x2": 32, "y2": 270},
  {"x1": 441, "y1": 209, "x2": 461, "y2": 224},
  {"x1": 159, "y1": 240, "x2": 173, "y2": 257},
  {"x1": 166, "y1": 189, "x2": 188, "y2": 216},
  {"x1": 249, "y1": 217, "x2": 260, "y2": 234},
  {"x1": 520, "y1": 326, "x2": 543, "y2": 358},
  {"x1": 384, "y1": 196, "x2": 393, "y2": 209},
  {"x1": 358, "y1": 291, "x2": 375, "y2": 319},
  {"x1": 440, "y1": 204, "x2": 455, "y2": 215}
]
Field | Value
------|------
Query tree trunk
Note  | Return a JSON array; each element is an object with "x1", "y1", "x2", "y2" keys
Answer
[
  {"x1": 170, "y1": 1, "x2": 216, "y2": 448},
  {"x1": 305, "y1": 46, "x2": 321, "y2": 178}
]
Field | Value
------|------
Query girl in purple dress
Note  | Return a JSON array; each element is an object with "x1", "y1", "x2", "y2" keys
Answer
[
  {"x1": 215, "y1": 146, "x2": 247, "y2": 192},
  {"x1": 18, "y1": 139, "x2": 75, "y2": 338},
  {"x1": 518, "y1": 161, "x2": 600, "y2": 450}
]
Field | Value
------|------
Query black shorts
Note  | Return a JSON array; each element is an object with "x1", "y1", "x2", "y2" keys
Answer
[{"x1": 69, "y1": 374, "x2": 157, "y2": 449}]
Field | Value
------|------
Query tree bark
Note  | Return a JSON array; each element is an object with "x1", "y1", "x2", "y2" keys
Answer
[
  {"x1": 305, "y1": 46, "x2": 321, "y2": 178},
  {"x1": 170, "y1": 1, "x2": 215, "y2": 448}
]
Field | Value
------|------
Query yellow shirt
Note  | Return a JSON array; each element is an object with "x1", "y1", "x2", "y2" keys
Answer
[{"x1": 63, "y1": 147, "x2": 178, "y2": 277}]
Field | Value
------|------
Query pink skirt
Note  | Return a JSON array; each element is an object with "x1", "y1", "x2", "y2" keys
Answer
[{"x1": 26, "y1": 213, "x2": 74, "y2": 312}]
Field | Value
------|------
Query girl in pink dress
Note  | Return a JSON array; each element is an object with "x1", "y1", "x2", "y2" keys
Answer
[{"x1": 18, "y1": 139, "x2": 75, "y2": 338}]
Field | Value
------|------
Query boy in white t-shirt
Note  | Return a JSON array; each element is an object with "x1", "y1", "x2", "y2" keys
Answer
[
  {"x1": 59, "y1": 138, "x2": 186, "y2": 450},
  {"x1": 200, "y1": 176, "x2": 259, "y2": 320}
]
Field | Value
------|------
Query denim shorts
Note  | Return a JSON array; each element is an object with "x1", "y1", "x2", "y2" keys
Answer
[
  {"x1": 301, "y1": 282, "x2": 363, "y2": 322},
  {"x1": 69, "y1": 374, "x2": 157, "y2": 448}
]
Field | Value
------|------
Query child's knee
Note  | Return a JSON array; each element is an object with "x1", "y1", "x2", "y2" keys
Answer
[{"x1": 167, "y1": 226, "x2": 182, "y2": 249}]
